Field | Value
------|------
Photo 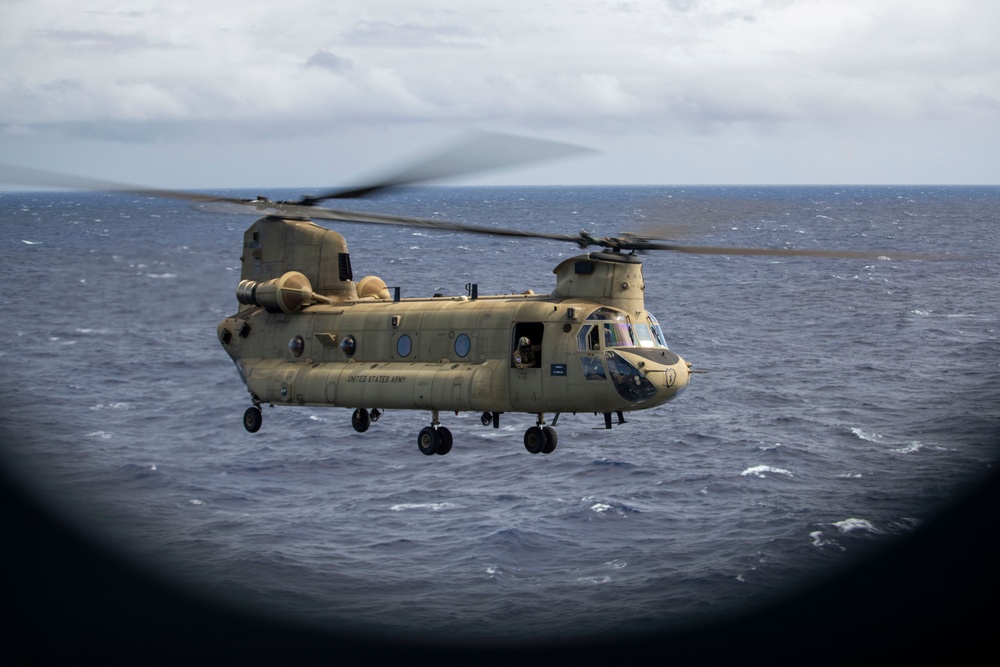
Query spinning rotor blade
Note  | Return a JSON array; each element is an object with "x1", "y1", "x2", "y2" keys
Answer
[
  {"x1": 0, "y1": 162, "x2": 258, "y2": 208},
  {"x1": 260, "y1": 200, "x2": 583, "y2": 243},
  {"x1": 266, "y1": 200, "x2": 938, "y2": 259},
  {"x1": 621, "y1": 240, "x2": 935, "y2": 260},
  {"x1": 299, "y1": 131, "x2": 596, "y2": 203},
  {"x1": 0, "y1": 156, "x2": 948, "y2": 261}
]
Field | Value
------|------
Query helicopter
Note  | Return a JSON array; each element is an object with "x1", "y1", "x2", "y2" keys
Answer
[{"x1": 1, "y1": 133, "x2": 934, "y2": 457}]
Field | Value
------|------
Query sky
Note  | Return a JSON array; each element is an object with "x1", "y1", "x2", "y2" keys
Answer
[{"x1": 1, "y1": 0, "x2": 998, "y2": 189}]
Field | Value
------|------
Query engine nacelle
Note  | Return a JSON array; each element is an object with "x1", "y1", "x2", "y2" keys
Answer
[{"x1": 236, "y1": 271, "x2": 331, "y2": 314}]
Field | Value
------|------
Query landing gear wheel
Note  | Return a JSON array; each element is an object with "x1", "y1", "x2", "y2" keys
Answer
[
  {"x1": 541, "y1": 426, "x2": 558, "y2": 454},
  {"x1": 524, "y1": 426, "x2": 546, "y2": 454},
  {"x1": 352, "y1": 408, "x2": 371, "y2": 433},
  {"x1": 418, "y1": 426, "x2": 439, "y2": 456},
  {"x1": 480, "y1": 411, "x2": 493, "y2": 426},
  {"x1": 435, "y1": 427, "x2": 453, "y2": 456},
  {"x1": 243, "y1": 406, "x2": 262, "y2": 433}
]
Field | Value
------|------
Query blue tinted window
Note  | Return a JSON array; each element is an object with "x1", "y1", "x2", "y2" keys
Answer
[{"x1": 455, "y1": 333, "x2": 471, "y2": 357}]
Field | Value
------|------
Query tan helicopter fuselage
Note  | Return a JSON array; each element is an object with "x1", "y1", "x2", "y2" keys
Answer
[{"x1": 216, "y1": 216, "x2": 688, "y2": 438}]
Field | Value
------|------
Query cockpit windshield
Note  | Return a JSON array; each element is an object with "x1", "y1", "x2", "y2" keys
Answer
[{"x1": 579, "y1": 308, "x2": 669, "y2": 350}]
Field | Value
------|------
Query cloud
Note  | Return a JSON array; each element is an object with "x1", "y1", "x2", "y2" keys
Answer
[
  {"x1": 341, "y1": 20, "x2": 494, "y2": 48},
  {"x1": 305, "y1": 50, "x2": 353, "y2": 72},
  {"x1": 0, "y1": 0, "x2": 997, "y2": 184}
]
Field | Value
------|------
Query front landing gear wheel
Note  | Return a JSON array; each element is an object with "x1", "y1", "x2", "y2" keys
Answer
[
  {"x1": 435, "y1": 427, "x2": 453, "y2": 455},
  {"x1": 524, "y1": 426, "x2": 546, "y2": 454},
  {"x1": 352, "y1": 408, "x2": 371, "y2": 433},
  {"x1": 418, "y1": 426, "x2": 439, "y2": 456},
  {"x1": 243, "y1": 406, "x2": 262, "y2": 433}
]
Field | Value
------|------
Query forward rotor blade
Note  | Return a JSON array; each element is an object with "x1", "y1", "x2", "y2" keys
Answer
[
  {"x1": 636, "y1": 241, "x2": 937, "y2": 260},
  {"x1": 301, "y1": 131, "x2": 596, "y2": 203}
]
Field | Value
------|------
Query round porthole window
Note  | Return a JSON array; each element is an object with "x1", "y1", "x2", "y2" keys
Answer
[
  {"x1": 397, "y1": 334, "x2": 412, "y2": 357},
  {"x1": 288, "y1": 335, "x2": 305, "y2": 357},
  {"x1": 455, "y1": 333, "x2": 471, "y2": 358},
  {"x1": 340, "y1": 335, "x2": 356, "y2": 357}
]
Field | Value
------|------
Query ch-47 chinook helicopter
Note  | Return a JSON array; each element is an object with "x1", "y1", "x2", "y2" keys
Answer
[{"x1": 1, "y1": 133, "x2": 933, "y2": 456}]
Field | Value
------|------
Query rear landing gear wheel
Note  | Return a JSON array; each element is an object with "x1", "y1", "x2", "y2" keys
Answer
[
  {"x1": 524, "y1": 426, "x2": 546, "y2": 454},
  {"x1": 243, "y1": 406, "x2": 262, "y2": 433},
  {"x1": 435, "y1": 427, "x2": 453, "y2": 455},
  {"x1": 352, "y1": 408, "x2": 371, "y2": 433},
  {"x1": 418, "y1": 426, "x2": 439, "y2": 456},
  {"x1": 541, "y1": 426, "x2": 558, "y2": 454}
]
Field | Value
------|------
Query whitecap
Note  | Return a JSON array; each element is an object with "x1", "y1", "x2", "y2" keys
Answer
[
  {"x1": 741, "y1": 465, "x2": 793, "y2": 478},
  {"x1": 576, "y1": 576, "x2": 612, "y2": 584},
  {"x1": 912, "y1": 309, "x2": 931, "y2": 316},
  {"x1": 604, "y1": 559, "x2": 627, "y2": 569},
  {"x1": 389, "y1": 502, "x2": 456, "y2": 512},
  {"x1": 90, "y1": 402, "x2": 130, "y2": 411},
  {"x1": 833, "y1": 518, "x2": 879, "y2": 534},
  {"x1": 891, "y1": 441, "x2": 923, "y2": 454},
  {"x1": 809, "y1": 531, "x2": 845, "y2": 550},
  {"x1": 590, "y1": 502, "x2": 612, "y2": 513},
  {"x1": 850, "y1": 427, "x2": 882, "y2": 443},
  {"x1": 189, "y1": 499, "x2": 204, "y2": 506},
  {"x1": 146, "y1": 273, "x2": 177, "y2": 279},
  {"x1": 85, "y1": 431, "x2": 113, "y2": 439},
  {"x1": 21, "y1": 240, "x2": 40, "y2": 245}
]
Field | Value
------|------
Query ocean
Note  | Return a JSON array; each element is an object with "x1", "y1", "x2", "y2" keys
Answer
[{"x1": 1, "y1": 185, "x2": 998, "y2": 652}]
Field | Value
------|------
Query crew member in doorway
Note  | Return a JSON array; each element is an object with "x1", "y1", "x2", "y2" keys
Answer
[{"x1": 513, "y1": 336, "x2": 537, "y2": 368}]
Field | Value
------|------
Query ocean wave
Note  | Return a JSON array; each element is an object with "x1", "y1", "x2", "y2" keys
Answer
[
  {"x1": 389, "y1": 502, "x2": 457, "y2": 512},
  {"x1": 850, "y1": 427, "x2": 883, "y2": 443},
  {"x1": 583, "y1": 497, "x2": 641, "y2": 515},
  {"x1": 741, "y1": 465, "x2": 794, "y2": 479},
  {"x1": 833, "y1": 518, "x2": 880, "y2": 534}
]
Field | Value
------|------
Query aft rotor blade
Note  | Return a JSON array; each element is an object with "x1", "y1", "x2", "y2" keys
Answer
[
  {"x1": 0, "y1": 162, "x2": 256, "y2": 207},
  {"x1": 302, "y1": 131, "x2": 596, "y2": 203},
  {"x1": 268, "y1": 201, "x2": 582, "y2": 243}
]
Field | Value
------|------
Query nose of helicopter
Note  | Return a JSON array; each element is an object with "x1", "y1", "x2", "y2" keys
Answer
[
  {"x1": 652, "y1": 354, "x2": 689, "y2": 404},
  {"x1": 612, "y1": 349, "x2": 690, "y2": 407}
]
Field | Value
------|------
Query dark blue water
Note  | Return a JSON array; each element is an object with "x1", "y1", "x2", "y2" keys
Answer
[{"x1": 2, "y1": 185, "x2": 998, "y2": 643}]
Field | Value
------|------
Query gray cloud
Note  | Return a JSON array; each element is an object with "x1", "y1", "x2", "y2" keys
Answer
[
  {"x1": 0, "y1": 0, "x2": 997, "y2": 185},
  {"x1": 305, "y1": 50, "x2": 353, "y2": 72}
]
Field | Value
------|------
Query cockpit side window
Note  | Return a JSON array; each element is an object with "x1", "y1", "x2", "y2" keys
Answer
[{"x1": 648, "y1": 315, "x2": 668, "y2": 348}]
